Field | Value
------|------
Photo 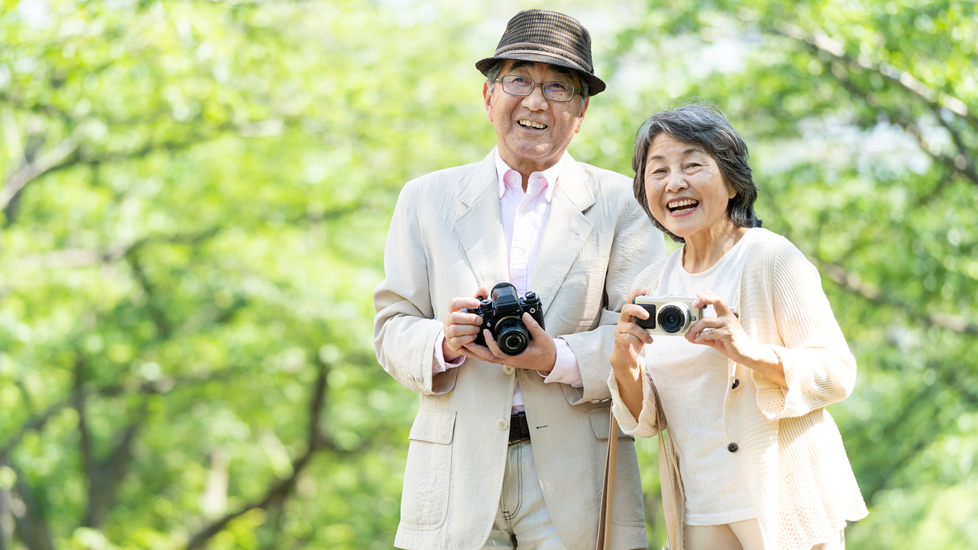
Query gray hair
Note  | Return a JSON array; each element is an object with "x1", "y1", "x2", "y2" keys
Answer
[
  {"x1": 484, "y1": 60, "x2": 590, "y2": 108},
  {"x1": 631, "y1": 103, "x2": 761, "y2": 243}
]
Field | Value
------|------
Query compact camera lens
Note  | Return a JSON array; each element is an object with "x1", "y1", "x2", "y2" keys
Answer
[
  {"x1": 657, "y1": 304, "x2": 689, "y2": 334},
  {"x1": 495, "y1": 316, "x2": 529, "y2": 355}
]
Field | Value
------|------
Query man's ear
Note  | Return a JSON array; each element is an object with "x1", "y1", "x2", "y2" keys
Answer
[
  {"x1": 483, "y1": 81, "x2": 493, "y2": 122},
  {"x1": 574, "y1": 96, "x2": 590, "y2": 133}
]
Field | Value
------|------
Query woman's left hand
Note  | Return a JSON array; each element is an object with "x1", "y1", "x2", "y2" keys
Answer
[
  {"x1": 690, "y1": 291, "x2": 787, "y2": 387},
  {"x1": 688, "y1": 291, "x2": 766, "y2": 367}
]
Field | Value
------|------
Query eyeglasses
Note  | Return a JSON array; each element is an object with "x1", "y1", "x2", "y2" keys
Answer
[{"x1": 494, "y1": 75, "x2": 581, "y2": 102}]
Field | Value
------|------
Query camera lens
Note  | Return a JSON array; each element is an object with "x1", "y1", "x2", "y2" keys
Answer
[
  {"x1": 494, "y1": 316, "x2": 529, "y2": 356},
  {"x1": 657, "y1": 304, "x2": 690, "y2": 334}
]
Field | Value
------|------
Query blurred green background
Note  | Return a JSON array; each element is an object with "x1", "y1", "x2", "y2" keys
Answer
[{"x1": 0, "y1": 0, "x2": 975, "y2": 549}]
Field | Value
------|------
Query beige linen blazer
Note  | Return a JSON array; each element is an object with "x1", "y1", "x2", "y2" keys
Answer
[
  {"x1": 609, "y1": 228, "x2": 868, "y2": 550},
  {"x1": 374, "y1": 150, "x2": 666, "y2": 550}
]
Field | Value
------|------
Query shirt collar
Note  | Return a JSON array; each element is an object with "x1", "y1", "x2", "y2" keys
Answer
[{"x1": 494, "y1": 148, "x2": 569, "y2": 204}]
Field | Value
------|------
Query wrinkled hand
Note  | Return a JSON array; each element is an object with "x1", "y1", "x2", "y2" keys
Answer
[
  {"x1": 687, "y1": 291, "x2": 761, "y2": 365},
  {"x1": 610, "y1": 287, "x2": 652, "y2": 381},
  {"x1": 462, "y1": 312, "x2": 556, "y2": 372},
  {"x1": 442, "y1": 286, "x2": 490, "y2": 362},
  {"x1": 688, "y1": 291, "x2": 785, "y2": 387}
]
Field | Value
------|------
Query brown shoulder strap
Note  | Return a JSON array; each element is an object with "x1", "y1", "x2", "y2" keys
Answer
[{"x1": 595, "y1": 414, "x2": 620, "y2": 550}]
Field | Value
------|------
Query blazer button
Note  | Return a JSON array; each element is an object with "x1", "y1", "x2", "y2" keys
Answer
[
  {"x1": 727, "y1": 443, "x2": 739, "y2": 453},
  {"x1": 503, "y1": 366, "x2": 515, "y2": 375},
  {"x1": 414, "y1": 375, "x2": 424, "y2": 384},
  {"x1": 496, "y1": 419, "x2": 508, "y2": 431},
  {"x1": 732, "y1": 379, "x2": 740, "y2": 389}
]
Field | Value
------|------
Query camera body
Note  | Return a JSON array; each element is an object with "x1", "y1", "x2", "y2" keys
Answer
[
  {"x1": 632, "y1": 295, "x2": 703, "y2": 336},
  {"x1": 463, "y1": 282, "x2": 545, "y2": 356}
]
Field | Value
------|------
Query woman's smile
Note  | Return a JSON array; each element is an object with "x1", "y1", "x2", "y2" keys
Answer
[{"x1": 667, "y1": 198, "x2": 700, "y2": 215}]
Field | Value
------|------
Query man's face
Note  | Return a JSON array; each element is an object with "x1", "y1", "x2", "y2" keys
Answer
[{"x1": 483, "y1": 60, "x2": 589, "y2": 176}]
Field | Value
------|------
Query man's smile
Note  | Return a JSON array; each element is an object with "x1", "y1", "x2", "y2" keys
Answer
[{"x1": 518, "y1": 120, "x2": 548, "y2": 129}]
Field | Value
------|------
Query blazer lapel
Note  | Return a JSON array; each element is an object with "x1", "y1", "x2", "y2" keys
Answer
[
  {"x1": 455, "y1": 152, "x2": 510, "y2": 290},
  {"x1": 531, "y1": 160, "x2": 596, "y2": 315}
]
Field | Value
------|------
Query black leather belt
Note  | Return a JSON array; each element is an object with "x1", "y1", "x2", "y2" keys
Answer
[{"x1": 509, "y1": 411, "x2": 531, "y2": 445}]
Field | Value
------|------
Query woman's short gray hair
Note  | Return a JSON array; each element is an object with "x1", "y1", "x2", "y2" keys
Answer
[
  {"x1": 484, "y1": 60, "x2": 590, "y2": 107},
  {"x1": 631, "y1": 103, "x2": 762, "y2": 243}
]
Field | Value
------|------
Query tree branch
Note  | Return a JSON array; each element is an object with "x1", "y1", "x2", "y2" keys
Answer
[
  {"x1": 0, "y1": 459, "x2": 10, "y2": 550},
  {"x1": 758, "y1": 187, "x2": 978, "y2": 337},
  {"x1": 858, "y1": 381, "x2": 942, "y2": 497},
  {"x1": 772, "y1": 23, "x2": 977, "y2": 127},
  {"x1": 930, "y1": 104, "x2": 978, "y2": 180},
  {"x1": 126, "y1": 250, "x2": 173, "y2": 339},
  {"x1": 83, "y1": 412, "x2": 145, "y2": 529},
  {"x1": 0, "y1": 124, "x2": 84, "y2": 212},
  {"x1": 815, "y1": 259, "x2": 978, "y2": 335},
  {"x1": 184, "y1": 355, "x2": 332, "y2": 550},
  {"x1": 0, "y1": 369, "x2": 237, "y2": 459},
  {"x1": 771, "y1": 24, "x2": 978, "y2": 187},
  {"x1": 73, "y1": 355, "x2": 95, "y2": 485},
  {"x1": 12, "y1": 226, "x2": 222, "y2": 269},
  {"x1": 72, "y1": 351, "x2": 148, "y2": 529},
  {"x1": 9, "y1": 204, "x2": 359, "y2": 270},
  {"x1": 3, "y1": 462, "x2": 54, "y2": 550}
]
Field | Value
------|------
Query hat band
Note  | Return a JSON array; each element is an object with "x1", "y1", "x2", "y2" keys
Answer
[{"x1": 494, "y1": 42, "x2": 592, "y2": 73}]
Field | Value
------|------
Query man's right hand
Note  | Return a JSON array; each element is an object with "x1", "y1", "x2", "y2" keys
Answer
[{"x1": 442, "y1": 286, "x2": 490, "y2": 362}]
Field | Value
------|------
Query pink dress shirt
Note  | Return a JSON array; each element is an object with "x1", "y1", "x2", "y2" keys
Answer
[{"x1": 433, "y1": 149, "x2": 584, "y2": 411}]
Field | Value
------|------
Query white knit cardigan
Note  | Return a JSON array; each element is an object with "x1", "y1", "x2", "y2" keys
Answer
[{"x1": 608, "y1": 228, "x2": 868, "y2": 550}]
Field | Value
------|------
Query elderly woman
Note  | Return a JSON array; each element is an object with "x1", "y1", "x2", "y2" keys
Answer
[{"x1": 608, "y1": 104, "x2": 867, "y2": 550}]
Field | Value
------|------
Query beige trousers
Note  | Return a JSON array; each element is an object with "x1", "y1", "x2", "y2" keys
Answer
[{"x1": 482, "y1": 441, "x2": 565, "y2": 549}]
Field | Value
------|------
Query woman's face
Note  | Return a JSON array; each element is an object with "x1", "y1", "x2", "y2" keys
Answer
[{"x1": 643, "y1": 133, "x2": 737, "y2": 242}]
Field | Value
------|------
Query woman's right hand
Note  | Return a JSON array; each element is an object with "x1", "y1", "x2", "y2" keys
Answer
[
  {"x1": 610, "y1": 287, "x2": 653, "y2": 383},
  {"x1": 610, "y1": 287, "x2": 654, "y2": 418}
]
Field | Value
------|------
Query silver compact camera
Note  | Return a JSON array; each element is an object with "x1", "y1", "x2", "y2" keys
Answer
[{"x1": 632, "y1": 295, "x2": 704, "y2": 336}]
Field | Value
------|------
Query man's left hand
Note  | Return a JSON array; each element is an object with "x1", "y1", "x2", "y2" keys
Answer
[{"x1": 461, "y1": 312, "x2": 556, "y2": 372}]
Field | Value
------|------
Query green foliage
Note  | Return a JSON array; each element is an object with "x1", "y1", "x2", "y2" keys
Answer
[{"x1": 0, "y1": 0, "x2": 974, "y2": 549}]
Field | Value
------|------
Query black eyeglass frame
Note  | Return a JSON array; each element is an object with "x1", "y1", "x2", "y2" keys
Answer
[{"x1": 493, "y1": 75, "x2": 582, "y2": 103}]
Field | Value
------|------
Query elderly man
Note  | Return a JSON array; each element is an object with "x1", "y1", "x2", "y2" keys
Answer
[{"x1": 374, "y1": 9, "x2": 666, "y2": 550}]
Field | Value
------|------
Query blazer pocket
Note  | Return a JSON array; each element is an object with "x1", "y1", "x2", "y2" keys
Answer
[
  {"x1": 400, "y1": 409, "x2": 456, "y2": 530},
  {"x1": 587, "y1": 407, "x2": 633, "y2": 441}
]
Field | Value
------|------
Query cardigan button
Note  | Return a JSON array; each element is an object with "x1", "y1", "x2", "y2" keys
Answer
[
  {"x1": 732, "y1": 379, "x2": 740, "y2": 389},
  {"x1": 727, "y1": 443, "x2": 739, "y2": 453}
]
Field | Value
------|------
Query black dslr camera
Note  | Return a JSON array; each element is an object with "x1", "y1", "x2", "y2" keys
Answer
[{"x1": 463, "y1": 282, "x2": 545, "y2": 356}]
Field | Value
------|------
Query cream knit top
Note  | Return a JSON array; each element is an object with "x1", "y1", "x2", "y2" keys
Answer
[{"x1": 608, "y1": 228, "x2": 868, "y2": 550}]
